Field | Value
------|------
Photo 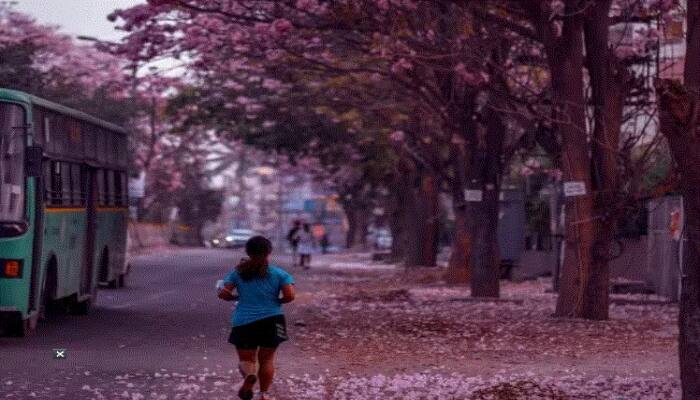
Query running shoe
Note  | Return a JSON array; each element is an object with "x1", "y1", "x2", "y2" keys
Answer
[{"x1": 238, "y1": 375, "x2": 257, "y2": 400}]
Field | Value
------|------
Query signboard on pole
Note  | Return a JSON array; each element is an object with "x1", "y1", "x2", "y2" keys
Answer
[
  {"x1": 563, "y1": 181, "x2": 586, "y2": 197},
  {"x1": 464, "y1": 189, "x2": 483, "y2": 202}
]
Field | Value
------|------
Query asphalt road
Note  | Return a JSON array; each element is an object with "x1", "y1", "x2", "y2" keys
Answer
[{"x1": 0, "y1": 248, "x2": 299, "y2": 399}]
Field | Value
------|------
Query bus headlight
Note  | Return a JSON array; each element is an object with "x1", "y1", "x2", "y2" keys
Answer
[{"x1": 1, "y1": 259, "x2": 22, "y2": 278}]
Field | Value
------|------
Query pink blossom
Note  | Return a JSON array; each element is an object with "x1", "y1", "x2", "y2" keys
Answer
[
  {"x1": 453, "y1": 62, "x2": 488, "y2": 85},
  {"x1": 270, "y1": 18, "x2": 294, "y2": 37},
  {"x1": 524, "y1": 158, "x2": 541, "y2": 169},
  {"x1": 235, "y1": 96, "x2": 251, "y2": 105},
  {"x1": 295, "y1": 0, "x2": 318, "y2": 11},
  {"x1": 390, "y1": 130, "x2": 405, "y2": 141},
  {"x1": 261, "y1": 78, "x2": 283, "y2": 91},
  {"x1": 520, "y1": 166, "x2": 535, "y2": 176},
  {"x1": 390, "y1": 58, "x2": 412, "y2": 75}
]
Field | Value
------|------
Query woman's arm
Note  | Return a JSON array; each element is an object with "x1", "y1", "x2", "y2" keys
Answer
[
  {"x1": 279, "y1": 284, "x2": 296, "y2": 304},
  {"x1": 217, "y1": 283, "x2": 238, "y2": 301}
]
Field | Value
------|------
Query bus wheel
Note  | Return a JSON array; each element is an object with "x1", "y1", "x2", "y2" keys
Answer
[
  {"x1": 70, "y1": 297, "x2": 92, "y2": 315},
  {"x1": 99, "y1": 250, "x2": 117, "y2": 288},
  {"x1": 117, "y1": 263, "x2": 130, "y2": 288},
  {"x1": 1, "y1": 313, "x2": 29, "y2": 337},
  {"x1": 39, "y1": 262, "x2": 58, "y2": 321}
]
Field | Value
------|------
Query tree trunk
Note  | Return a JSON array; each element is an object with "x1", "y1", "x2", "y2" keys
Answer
[
  {"x1": 446, "y1": 200, "x2": 470, "y2": 283},
  {"x1": 408, "y1": 174, "x2": 439, "y2": 266},
  {"x1": 578, "y1": 0, "x2": 625, "y2": 320},
  {"x1": 657, "y1": 4, "x2": 700, "y2": 396},
  {"x1": 345, "y1": 206, "x2": 360, "y2": 249},
  {"x1": 467, "y1": 109, "x2": 505, "y2": 298},
  {"x1": 467, "y1": 185, "x2": 500, "y2": 297},
  {"x1": 445, "y1": 109, "x2": 504, "y2": 295},
  {"x1": 388, "y1": 183, "x2": 409, "y2": 261},
  {"x1": 533, "y1": 1, "x2": 600, "y2": 318},
  {"x1": 345, "y1": 205, "x2": 369, "y2": 249},
  {"x1": 389, "y1": 151, "x2": 440, "y2": 267},
  {"x1": 658, "y1": 81, "x2": 700, "y2": 399}
]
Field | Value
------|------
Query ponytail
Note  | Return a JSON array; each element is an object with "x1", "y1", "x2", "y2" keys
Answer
[{"x1": 236, "y1": 257, "x2": 269, "y2": 281}]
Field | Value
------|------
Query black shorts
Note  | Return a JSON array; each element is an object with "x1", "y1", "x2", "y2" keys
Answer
[{"x1": 228, "y1": 315, "x2": 288, "y2": 349}]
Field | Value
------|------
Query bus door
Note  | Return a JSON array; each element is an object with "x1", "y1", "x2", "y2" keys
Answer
[
  {"x1": 80, "y1": 166, "x2": 97, "y2": 295},
  {"x1": 27, "y1": 154, "x2": 45, "y2": 312}
]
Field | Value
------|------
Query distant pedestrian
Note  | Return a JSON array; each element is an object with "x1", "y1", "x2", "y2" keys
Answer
[
  {"x1": 320, "y1": 233, "x2": 330, "y2": 254},
  {"x1": 297, "y1": 223, "x2": 316, "y2": 269},
  {"x1": 217, "y1": 236, "x2": 296, "y2": 400},
  {"x1": 286, "y1": 220, "x2": 301, "y2": 266}
]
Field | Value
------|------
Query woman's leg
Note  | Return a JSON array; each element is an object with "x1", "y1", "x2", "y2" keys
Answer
[
  {"x1": 237, "y1": 348, "x2": 258, "y2": 376},
  {"x1": 236, "y1": 348, "x2": 258, "y2": 400},
  {"x1": 257, "y1": 347, "x2": 277, "y2": 393}
]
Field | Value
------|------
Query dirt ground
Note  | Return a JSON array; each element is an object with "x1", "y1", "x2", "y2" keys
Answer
[{"x1": 274, "y1": 252, "x2": 679, "y2": 399}]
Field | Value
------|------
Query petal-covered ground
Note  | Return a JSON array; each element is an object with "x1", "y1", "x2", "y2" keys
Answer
[
  {"x1": 280, "y1": 253, "x2": 679, "y2": 399},
  {"x1": 1, "y1": 251, "x2": 680, "y2": 399}
]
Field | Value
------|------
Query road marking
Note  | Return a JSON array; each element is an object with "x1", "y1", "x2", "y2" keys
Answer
[{"x1": 109, "y1": 289, "x2": 178, "y2": 309}]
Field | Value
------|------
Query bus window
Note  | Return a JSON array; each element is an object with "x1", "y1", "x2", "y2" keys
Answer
[
  {"x1": 96, "y1": 169, "x2": 105, "y2": 206},
  {"x1": 44, "y1": 160, "x2": 62, "y2": 206},
  {"x1": 0, "y1": 103, "x2": 25, "y2": 223},
  {"x1": 120, "y1": 171, "x2": 128, "y2": 206},
  {"x1": 43, "y1": 162, "x2": 52, "y2": 203},
  {"x1": 85, "y1": 125, "x2": 97, "y2": 160},
  {"x1": 70, "y1": 164, "x2": 82, "y2": 206},
  {"x1": 32, "y1": 108, "x2": 43, "y2": 146},
  {"x1": 52, "y1": 115, "x2": 66, "y2": 156},
  {"x1": 97, "y1": 128, "x2": 108, "y2": 164},
  {"x1": 114, "y1": 171, "x2": 123, "y2": 206},
  {"x1": 106, "y1": 170, "x2": 115, "y2": 206},
  {"x1": 61, "y1": 162, "x2": 71, "y2": 205},
  {"x1": 43, "y1": 116, "x2": 50, "y2": 145}
]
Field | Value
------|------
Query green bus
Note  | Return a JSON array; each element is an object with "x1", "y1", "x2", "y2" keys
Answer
[{"x1": 0, "y1": 89, "x2": 129, "y2": 336}]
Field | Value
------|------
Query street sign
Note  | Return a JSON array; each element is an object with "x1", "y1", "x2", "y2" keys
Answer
[
  {"x1": 464, "y1": 189, "x2": 483, "y2": 202},
  {"x1": 563, "y1": 181, "x2": 586, "y2": 197}
]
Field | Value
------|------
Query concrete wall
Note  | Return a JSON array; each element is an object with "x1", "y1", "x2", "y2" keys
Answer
[{"x1": 514, "y1": 237, "x2": 648, "y2": 282}]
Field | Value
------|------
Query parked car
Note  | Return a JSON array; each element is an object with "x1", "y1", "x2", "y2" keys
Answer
[{"x1": 224, "y1": 228, "x2": 256, "y2": 248}]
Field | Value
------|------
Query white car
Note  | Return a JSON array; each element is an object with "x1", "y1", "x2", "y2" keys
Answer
[{"x1": 224, "y1": 229, "x2": 256, "y2": 248}]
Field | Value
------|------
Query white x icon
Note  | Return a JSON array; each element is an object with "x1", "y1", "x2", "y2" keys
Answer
[{"x1": 54, "y1": 349, "x2": 66, "y2": 359}]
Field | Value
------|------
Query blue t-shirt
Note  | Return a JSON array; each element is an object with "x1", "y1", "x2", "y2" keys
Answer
[{"x1": 223, "y1": 265, "x2": 294, "y2": 327}]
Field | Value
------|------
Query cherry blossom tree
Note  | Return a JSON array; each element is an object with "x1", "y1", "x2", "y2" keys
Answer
[
  {"x1": 471, "y1": 0, "x2": 678, "y2": 319},
  {"x1": 0, "y1": 3, "x2": 132, "y2": 121},
  {"x1": 109, "y1": 0, "x2": 535, "y2": 295},
  {"x1": 0, "y1": 3, "x2": 221, "y2": 235}
]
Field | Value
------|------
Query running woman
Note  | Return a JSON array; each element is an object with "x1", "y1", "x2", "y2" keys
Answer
[{"x1": 218, "y1": 236, "x2": 296, "y2": 400}]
